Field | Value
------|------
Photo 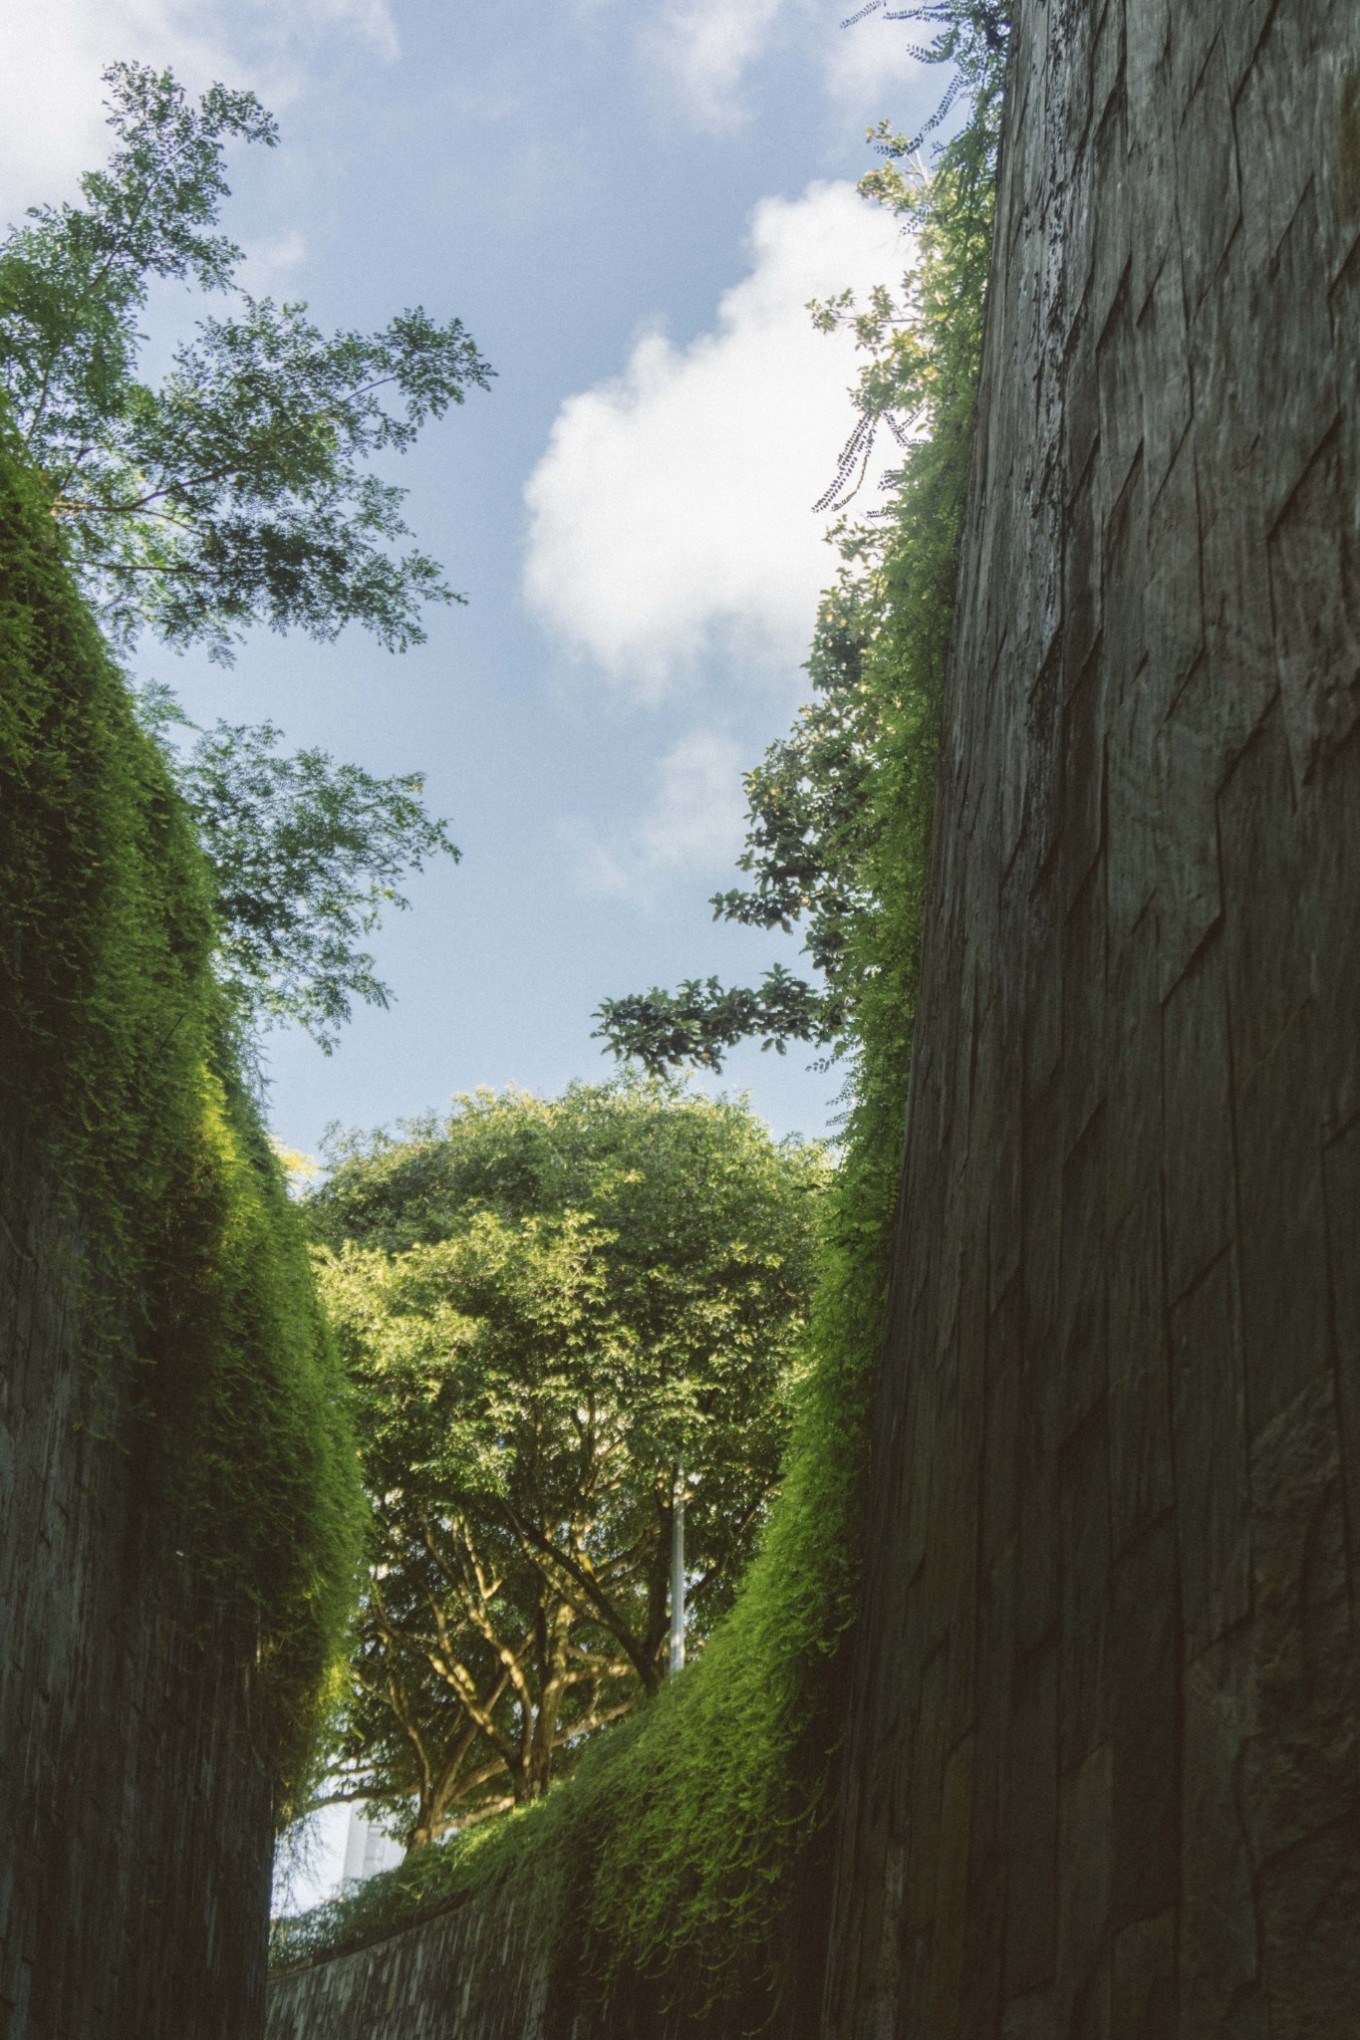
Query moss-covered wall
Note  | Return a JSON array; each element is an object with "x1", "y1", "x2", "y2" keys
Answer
[
  {"x1": 266, "y1": 1834, "x2": 831, "y2": 2040},
  {"x1": 0, "y1": 1120, "x2": 276, "y2": 2036},
  {"x1": 821, "y1": 0, "x2": 1360, "y2": 2031},
  {"x1": 0, "y1": 434, "x2": 361, "y2": 2036}
]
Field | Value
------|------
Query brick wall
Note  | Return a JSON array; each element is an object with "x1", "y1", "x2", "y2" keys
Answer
[
  {"x1": 821, "y1": 0, "x2": 1360, "y2": 2033},
  {"x1": 0, "y1": 1121, "x2": 274, "y2": 2038}
]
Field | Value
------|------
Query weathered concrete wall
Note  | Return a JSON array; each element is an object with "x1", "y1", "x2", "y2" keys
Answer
[
  {"x1": 267, "y1": 1805, "x2": 832, "y2": 2040},
  {"x1": 0, "y1": 1121, "x2": 273, "y2": 2038},
  {"x1": 822, "y1": 0, "x2": 1360, "y2": 2033},
  {"x1": 267, "y1": 1890, "x2": 552, "y2": 2040}
]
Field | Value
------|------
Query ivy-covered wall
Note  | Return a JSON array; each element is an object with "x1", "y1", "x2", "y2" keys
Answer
[
  {"x1": 822, "y1": 0, "x2": 1360, "y2": 2031},
  {"x1": 0, "y1": 434, "x2": 361, "y2": 2037}
]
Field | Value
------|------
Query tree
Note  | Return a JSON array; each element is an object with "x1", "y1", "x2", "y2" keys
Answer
[
  {"x1": 0, "y1": 61, "x2": 492, "y2": 664},
  {"x1": 592, "y1": 584, "x2": 881, "y2": 1075},
  {"x1": 135, "y1": 688, "x2": 458, "y2": 1052},
  {"x1": 592, "y1": 8, "x2": 1007, "y2": 1080},
  {"x1": 306, "y1": 1081, "x2": 826, "y2": 1845},
  {"x1": 1, "y1": 62, "x2": 487, "y2": 1054},
  {"x1": 599, "y1": 136, "x2": 1001, "y2": 1084}
]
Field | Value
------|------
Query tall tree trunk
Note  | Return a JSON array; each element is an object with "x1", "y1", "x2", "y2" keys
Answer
[{"x1": 525, "y1": 1601, "x2": 574, "y2": 1800}]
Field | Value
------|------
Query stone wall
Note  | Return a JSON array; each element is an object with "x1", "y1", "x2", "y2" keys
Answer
[
  {"x1": 0, "y1": 1120, "x2": 274, "y2": 2038},
  {"x1": 266, "y1": 1800, "x2": 833, "y2": 2040},
  {"x1": 267, "y1": 1889, "x2": 552, "y2": 2040},
  {"x1": 821, "y1": 0, "x2": 1360, "y2": 2034}
]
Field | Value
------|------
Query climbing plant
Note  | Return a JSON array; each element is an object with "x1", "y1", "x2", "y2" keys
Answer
[
  {"x1": 0, "y1": 426, "x2": 364, "y2": 1813},
  {"x1": 594, "y1": 9, "x2": 1005, "y2": 1080}
]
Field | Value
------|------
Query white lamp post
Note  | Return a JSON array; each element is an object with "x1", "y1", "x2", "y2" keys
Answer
[{"x1": 669, "y1": 1466, "x2": 686, "y2": 1678}]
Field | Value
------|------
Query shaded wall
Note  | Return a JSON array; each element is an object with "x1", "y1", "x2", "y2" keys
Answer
[
  {"x1": 267, "y1": 1890, "x2": 552, "y2": 2040},
  {"x1": 266, "y1": 1802, "x2": 833, "y2": 2040},
  {"x1": 822, "y1": 0, "x2": 1360, "y2": 2033},
  {"x1": 0, "y1": 1119, "x2": 273, "y2": 2038}
]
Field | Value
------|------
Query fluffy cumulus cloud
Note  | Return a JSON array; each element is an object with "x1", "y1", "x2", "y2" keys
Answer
[
  {"x1": 578, "y1": 731, "x2": 748, "y2": 899},
  {"x1": 523, "y1": 179, "x2": 907, "y2": 700},
  {"x1": 0, "y1": 0, "x2": 397, "y2": 219}
]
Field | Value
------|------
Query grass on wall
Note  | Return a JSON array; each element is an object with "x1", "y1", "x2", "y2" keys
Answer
[{"x1": 0, "y1": 428, "x2": 364, "y2": 1810}]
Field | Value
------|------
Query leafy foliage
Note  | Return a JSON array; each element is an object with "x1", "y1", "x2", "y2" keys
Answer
[
  {"x1": 305, "y1": 1084, "x2": 825, "y2": 1845},
  {"x1": 134, "y1": 688, "x2": 459, "y2": 1051},
  {"x1": 571, "y1": 127, "x2": 998, "y2": 2019},
  {"x1": 0, "y1": 61, "x2": 491, "y2": 663},
  {"x1": 272, "y1": 0, "x2": 1007, "y2": 1991},
  {"x1": 841, "y1": 0, "x2": 1010, "y2": 148},
  {"x1": 593, "y1": 20, "x2": 1005, "y2": 1079},
  {"x1": 0, "y1": 426, "x2": 363, "y2": 1811},
  {"x1": 590, "y1": 963, "x2": 826, "y2": 1073},
  {"x1": 275, "y1": 23, "x2": 1003, "y2": 2003}
]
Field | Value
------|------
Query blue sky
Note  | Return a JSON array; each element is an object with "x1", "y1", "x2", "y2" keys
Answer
[{"x1": 2, "y1": 0, "x2": 943, "y2": 1158}]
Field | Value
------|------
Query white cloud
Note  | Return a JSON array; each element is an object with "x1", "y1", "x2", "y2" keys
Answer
[
  {"x1": 523, "y1": 180, "x2": 908, "y2": 701},
  {"x1": 642, "y1": 0, "x2": 930, "y2": 136},
  {"x1": 0, "y1": 0, "x2": 397, "y2": 221},
  {"x1": 580, "y1": 731, "x2": 747, "y2": 899},
  {"x1": 289, "y1": 0, "x2": 398, "y2": 61},
  {"x1": 823, "y1": 15, "x2": 930, "y2": 120},
  {"x1": 645, "y1": 0, "x2": 789, "y2": 132},
  {"x1": 243, "y1": 226, "x2": 309, "y2": 285}
]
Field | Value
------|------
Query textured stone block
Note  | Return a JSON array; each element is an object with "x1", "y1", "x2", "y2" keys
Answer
[
  {"x1": 1005, "y1": 1642, "x2": 1059, "y2": 1997},
  {"x1": 1268, "y1": 425, "x2": 1360, "y2": 786},
  {"x1": 1180, "y1": 1629, "x2": 1261, "y2": 2031},
  {"x1": 1169, "y1": 1248, "x2": 1251, "y2": 1655},
  {"x1": 1110, "y1": 1910, "x2": 1174, "y2": 2040},
  {"x1": 1152, "y1": 665, "x2": 1226, "y2": 996},
  {"x1": 1057, "y1": 1406, "x2": 1111, "y2": 1769},
  {"x1": 1234, "y1": 1013, "x2": 1330, "y2": 1437},
  {"x1": 1055, "y1": 1743, "x2": 1112, "y2": 2020},
  {"x1": 1243, "y1": 1374, "x2": 1356, "y2": 1867},
  {"x1": 1176, "y1": 32, "x2": 1240, "y2": 312},
  {"x1": 1110, "y1": 1521, "x2": 1180, "y2": 1929},
  {"x1": 1161, "y1": 941, "x2": 1233, "y2": 1297},
  {"x1": 1106, "y1": 1181, "x2": 1172, "y2": 1557}
]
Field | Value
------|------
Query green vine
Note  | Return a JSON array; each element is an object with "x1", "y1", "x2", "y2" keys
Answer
[{"x1": 0, "y1": 426, "x2": 364, "y2": 1811}]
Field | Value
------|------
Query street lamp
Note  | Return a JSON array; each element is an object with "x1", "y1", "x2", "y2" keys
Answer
[{"x1": 669, "y1": 1466, "x2": 686, "y2": 1679}]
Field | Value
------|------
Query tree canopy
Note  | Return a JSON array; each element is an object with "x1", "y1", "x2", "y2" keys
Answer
[
  {"x1": 0, "y1": 61, "x2": 492, "y2": 664},
  {"x1": 592, "y1": 29, "x2": 1005, "y2": 1080},
  {"x1": 0, "y1": 61, "x2": 484, "y2": 1057},
  {"x1": 306, "y1": 1081, "x2": 826, "y2": 1845},
  {"x1": 132, "y1": 688, "x2": 458, "y2": 1053}
]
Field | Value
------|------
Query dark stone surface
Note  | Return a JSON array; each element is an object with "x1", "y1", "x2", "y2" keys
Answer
[
  {"x1": 820, "y1": 0, "x2": 1360, "y2": 2031},
  {"x1": 267, "y1": 1892, "x2": 552, "y2": 2040},
  {"x1": 0, "y1": 1122, "x2": 273, "y2": 2039},
  {"x1": 265, "y1": 1833, "x2": 840, "y2": 2040}
]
